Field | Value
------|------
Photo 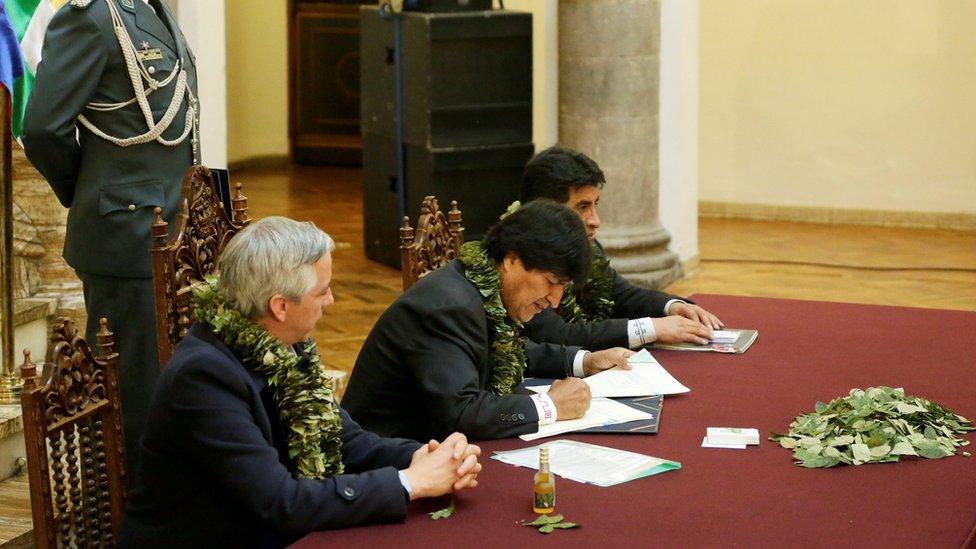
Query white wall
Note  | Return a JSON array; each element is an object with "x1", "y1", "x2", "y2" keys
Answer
[
  {"x1": 175, "y1": 0, "x2": 228, "y2": 168},
  {"x1": 504, "y1": 0, "x2": 558, "y2": 150},
  {"x1": 700, "y1": 0, "x2": 976, "y2": 215},
  {"x1": 225, "y1": 0, "x2": 289, "y2": 164},
  {"x1": 659, "y1": 0, "x2": 699, "y2": 264}
]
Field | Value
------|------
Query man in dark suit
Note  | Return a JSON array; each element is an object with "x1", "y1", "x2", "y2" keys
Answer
[
  {"x1": 119, "y1": 217, "x2": 482, "y2": 548},
  {"x1": 22, "y1": 0, "x2": 199, "y2": 473},
  {"x1": 343, "y1": 201, "x2": 634, "y2": 442},
  {"x1": 519, "y1": 146, "x2": 724, "y2": 351}
]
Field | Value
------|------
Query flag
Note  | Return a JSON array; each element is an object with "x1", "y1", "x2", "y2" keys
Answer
[
  {"x1": 3, "y1": 0, "x2": 66, "y2": 139},
  {"x1": 0, "y1": 2, "x2": 25, "y2": 96}
]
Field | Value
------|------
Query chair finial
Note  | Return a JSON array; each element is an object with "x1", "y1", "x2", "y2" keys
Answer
[
  {"x1": 400, "y1": 216, "x2": 415, "y2": 246},
  {"x1": 448, "y1": 199, "x2": 464, "y2": 244},
  {"x1": 20, "y1": 349, "x2": 36, "y2": 388},
  {"x1": 232, "y1": 182, "x2": 250, "y2": 224},
  {"x1": 151, "y1": 207, "x2": 168, "y2": 245},
  {"x1": 96, "y1": 318, "x2": 115, "y2": 359}
]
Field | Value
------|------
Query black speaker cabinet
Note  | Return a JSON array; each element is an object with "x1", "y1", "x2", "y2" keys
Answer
[
  {"x1": 361, "y1": 5, "x2": 534, "y2": 268},
  {"x1": 360, "y1": 6, "x2": 532, "y2": 148},
  {"x1": 363, "y1": 133, "x2": 534, "y2": 268},
  {"x1": 408, "y1": 0, "x2": 493, "y2": 12}
]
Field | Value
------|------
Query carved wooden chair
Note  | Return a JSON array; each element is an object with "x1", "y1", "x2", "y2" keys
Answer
[
  {"x1": 20, "y1": 317, "x2": 126, "y2": 548},
  {"x1": 151, "y1": 165, "x2": 250, "y2": 368},
  {"x1": 400, "y1": 196, "x2": 464, "y2": 291}
]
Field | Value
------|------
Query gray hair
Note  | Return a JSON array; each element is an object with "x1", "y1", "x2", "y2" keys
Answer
[{"x1": 217, "y1": 216, "x2": 335, "y2": 319}]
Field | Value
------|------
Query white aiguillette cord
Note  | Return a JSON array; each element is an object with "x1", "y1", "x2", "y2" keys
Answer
[{"x1": 76, "y1": 0, "x2": 196, "y2": 151}]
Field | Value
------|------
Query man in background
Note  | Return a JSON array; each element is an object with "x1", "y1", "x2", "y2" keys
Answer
[{"x1": 519, "y1": 146, "x2": 723, "y2": 351}]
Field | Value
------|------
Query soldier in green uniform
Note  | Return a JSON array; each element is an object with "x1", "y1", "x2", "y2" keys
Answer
[{"x1": 22, "y1": 0, "x2": 198, "y2": 475}]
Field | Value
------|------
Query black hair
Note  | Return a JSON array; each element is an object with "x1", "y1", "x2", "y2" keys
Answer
[
  {"x1": 520, "y1": 146, "x2": 606, "y2": 203},
  {"x1": 483, "y1": 199, "x2": 591, "y2": 286}
]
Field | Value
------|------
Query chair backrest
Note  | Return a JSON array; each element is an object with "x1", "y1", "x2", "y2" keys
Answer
[
  {"x1": 400, "y1": 196, "x2": 464, "y2": 291},
  {"x1": 20, "y1": 317, "x2": 126, "y2": 549},
  {"x1": 150, "y1": 165, "x2": 250, "y2": 368}
]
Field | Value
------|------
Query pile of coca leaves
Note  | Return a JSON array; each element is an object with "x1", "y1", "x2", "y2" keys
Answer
[{"x1": 770, "y1": 386, "x2": 973, "y2": 468}]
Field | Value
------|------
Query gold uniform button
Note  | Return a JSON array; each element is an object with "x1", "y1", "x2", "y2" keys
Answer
[
  {"x1": 128, "y1": 204, "x2": 137, "y2": 211},
  {"x1": 148, "y1": 66, "x2": 156, "y2": 75}
]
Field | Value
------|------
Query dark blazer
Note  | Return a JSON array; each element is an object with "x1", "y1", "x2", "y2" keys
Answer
[
  {"x1": 522, "y1": 240, "x2": 686, "y2": 350},
  {"x1": 342, "y1": 260, "x2": 581, "y2": 442},
  {"x1": 22, "y1": 0, "x2": 196, "y2": 277},
  {"x1": 118, "y1": 323, "x2": 420, "y2": 548}
]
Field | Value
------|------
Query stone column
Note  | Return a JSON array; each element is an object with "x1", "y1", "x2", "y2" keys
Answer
[
  {"x1": 12, "y1": 148, "x2": 86, "y2": 327},
  {"x1": 558, "y1": 0, "x2": 682, "y2": 288}
]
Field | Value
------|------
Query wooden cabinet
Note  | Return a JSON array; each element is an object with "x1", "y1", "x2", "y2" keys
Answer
[{"x1": 289, "y1": 1, "x2": 367, "y2": 165}]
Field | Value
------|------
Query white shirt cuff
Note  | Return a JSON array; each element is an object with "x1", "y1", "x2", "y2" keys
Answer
[
  {"x1": 628, "y1": 317, "x2": 657, "y2": 348},
  {"x1": 398, "y1": 469, "x2": 412, "y2": 496},
  {"x1": 572, "y1": 349, "x2": 589, "y2": 377},
  {"x1": 664, "y1": 299, "x2": 685, "y2": 316},
  {"x1": 531, "y1": 393, "x2": 558, "y2": 425}
]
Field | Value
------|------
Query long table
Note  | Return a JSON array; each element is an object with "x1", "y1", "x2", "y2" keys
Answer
[{"x1": 295, "y1": 295, "x2": 976, "y2": 547}]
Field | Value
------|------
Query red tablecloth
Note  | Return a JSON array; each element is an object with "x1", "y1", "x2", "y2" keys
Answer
[{"x1": 295, "y1": 295, "x2": 976, "y2": 548}]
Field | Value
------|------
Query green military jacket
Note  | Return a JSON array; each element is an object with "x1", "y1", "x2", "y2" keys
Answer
[{"x1": 23, "y1": 0, "x2": 197, "y2": 278}]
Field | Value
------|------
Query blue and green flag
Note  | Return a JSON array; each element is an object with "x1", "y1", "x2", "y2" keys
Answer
[
  {"x1": 1, "y1": 4, "x2": 25, "y2": 97},
  {"x1": 2, "y1": 0, "x2": 67, "y2": 139}
]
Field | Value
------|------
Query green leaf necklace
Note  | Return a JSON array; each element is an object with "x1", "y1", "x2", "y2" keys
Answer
[
  {"x1": 193, "y1": 277, "x2": 345, "y2": 479},
  {"x1": 558, "y1": 242, "x2": 615, "y2": 324},
  {"x1": 459, "y1": 241, "x2": 527, "y2": 395}
]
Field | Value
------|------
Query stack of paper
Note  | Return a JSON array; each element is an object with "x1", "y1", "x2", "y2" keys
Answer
[
  {"x1": 701, "y1": 427, "x2": 761, "y2": 449},
  {"x1": 527, "y1": 348, "x2": 690, "y2": 398},
  {"x1": 653, "y1": 328, "x2": 759, "y2": 354},
  {"x1": 709, "y1": 330, "x2": 741, "y2": 344},
  {"x1": 492, "y1": 439, "x2": 681, "y2": 487},
  {"x1": 520, "y1": 398, "x2": 653, "y2": 441}
]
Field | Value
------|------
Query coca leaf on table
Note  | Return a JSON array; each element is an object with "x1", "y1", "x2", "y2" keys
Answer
[
  {"x1": 770, "y1": 386, "x2": 973, "y2": 468},
  {"x1": 521, "y1": 514, "x2": 563, "y2": 526},
  {"x1": 428, "y1": 499, "x2": 455, "y2": 520},
  {"x1": 521, "y1": 514, "x2": 578, "y2": 534}
]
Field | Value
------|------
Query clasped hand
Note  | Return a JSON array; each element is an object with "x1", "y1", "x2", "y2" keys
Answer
[{"x1": 403, "y1": 432, "x2": 482, "y2": 500}]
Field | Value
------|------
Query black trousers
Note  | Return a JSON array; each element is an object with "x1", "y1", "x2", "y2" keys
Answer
[{"x1": 78, "y1": 272, "x2": 160, "y2": 479}]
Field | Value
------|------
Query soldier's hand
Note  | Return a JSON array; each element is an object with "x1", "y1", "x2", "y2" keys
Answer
[
  {"x1": 547, "y1": 378, "x2": 591, "y2": 420},
  {"x1": 582, "y1": 347, "x2": 635, "y2": 376}
]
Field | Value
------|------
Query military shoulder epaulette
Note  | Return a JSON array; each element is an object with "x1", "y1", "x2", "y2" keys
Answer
[{"x1": 70, "y1": 0, "x2": 96, "y2": 9}]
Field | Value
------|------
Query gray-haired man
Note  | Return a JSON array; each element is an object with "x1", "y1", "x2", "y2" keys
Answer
[{"x1": 119, "y1": 216, "x2": 481, "y2": 548}]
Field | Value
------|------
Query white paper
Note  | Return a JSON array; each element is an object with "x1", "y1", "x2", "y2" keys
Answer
[
  {"x1": 706, "y1": 427, "x2": 760, "y2": 445},
  {"x1": 527, "y1": 349, "x2": 689, "y2": 398},
  {"x1": 709, "y1": 330, "x2": 741, "y2": 344},
  {"x1": 701, "y1": 436, "x2": 747, "y2": 449},
  {"x1": 492, "y1": 439, "x2": 680, "y2": 487},
  {"x1": 586, "y1": 349, "x2": 690, "y2": 397},
  {"x1": 519, "y1": 397, "x2": 653, "y2": 441}
]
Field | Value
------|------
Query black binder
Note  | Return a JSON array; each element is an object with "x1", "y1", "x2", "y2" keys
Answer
[{"x1": 211, "y1": 168, "x2": 233, "y2": 220}]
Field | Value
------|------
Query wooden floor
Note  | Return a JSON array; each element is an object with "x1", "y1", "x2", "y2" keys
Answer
[
  {"x1": 1, "y1": 164, "x2": 973, "y2": 544},
  {"x1": 238, "y1": 165, "x2": 976, "y2": 375}
]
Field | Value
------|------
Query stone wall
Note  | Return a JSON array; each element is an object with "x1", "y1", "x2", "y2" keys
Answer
[{"x1": 11, "y1": 147, "x2": 85, "y2": 330}]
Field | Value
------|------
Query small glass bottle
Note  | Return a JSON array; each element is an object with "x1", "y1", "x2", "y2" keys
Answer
[{"x1": 533, "y1": 446, "x2": 555, "y2": 514}]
